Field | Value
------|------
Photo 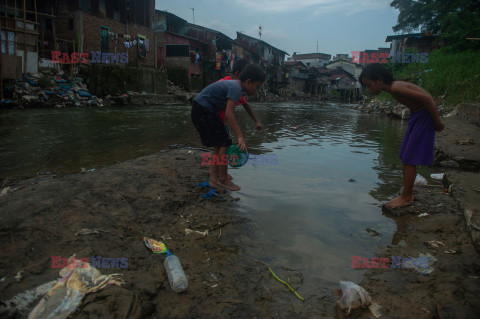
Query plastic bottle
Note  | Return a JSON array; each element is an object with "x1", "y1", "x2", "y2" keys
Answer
[{"x1": 164, "y1": 253, "x2": 188, "y2": 293}]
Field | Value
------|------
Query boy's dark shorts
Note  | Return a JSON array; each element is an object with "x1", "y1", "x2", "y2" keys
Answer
[{"x1": 191, "y1": 101, "x2": 232, "y2": 147}]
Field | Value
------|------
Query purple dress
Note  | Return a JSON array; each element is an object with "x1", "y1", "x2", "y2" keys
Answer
[{"x1": 399, "y1": 109, "x2": 435, "y2": 166}]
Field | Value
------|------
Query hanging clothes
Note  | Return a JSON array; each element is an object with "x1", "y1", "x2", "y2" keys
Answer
[{"x1": 215, "y1": 52, "x2": 222, "y2": 70}]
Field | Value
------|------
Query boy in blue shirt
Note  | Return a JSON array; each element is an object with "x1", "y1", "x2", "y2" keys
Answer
[{"x1": 191, "y1": 63, "x2": 266, "y2": 191}]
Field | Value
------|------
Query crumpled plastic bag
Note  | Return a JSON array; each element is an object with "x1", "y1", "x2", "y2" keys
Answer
[
  {"x1": 414, "y1": 174, "x2": 428, "y2": 186},
  {"x1": 337, "y1": 281, "x2": 372, "y2": 314},
  {"x1": 27, "y1": 256, "x2": 124, "y2": 319}
]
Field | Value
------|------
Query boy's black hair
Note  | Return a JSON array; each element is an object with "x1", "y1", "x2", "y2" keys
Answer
[
  {"x1": 239, "y1": 63, "x2": 266, "y2": 83},
  {"x1": 232, "y1": 58, "x2": 251, "y2": 75},
  {"x1": 359, "y1": 63, "x2": 395, "y2": 85}
]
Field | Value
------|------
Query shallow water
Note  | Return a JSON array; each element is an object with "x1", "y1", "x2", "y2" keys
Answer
[{"x1": 1, "y1": 102, "x2": 435, "y2": 297}]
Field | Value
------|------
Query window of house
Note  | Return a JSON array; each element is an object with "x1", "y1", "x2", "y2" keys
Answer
[
  {"x1": 166, "y1": 44, "x2": 189, "y2": 57},
  {"x1": 68, "y1": 19, "x2": 73, "y2": 30},
  {"x1": 1, "y1": 31, "x2": 15, "y2": 55}
]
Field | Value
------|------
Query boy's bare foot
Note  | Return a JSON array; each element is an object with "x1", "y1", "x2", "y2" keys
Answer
[
  {"x1": 218, "y1": 180, "x2": 241, "y2": 191},
  {"x1": 383, "y1": 195, "x2": 414, "y2": 209}
]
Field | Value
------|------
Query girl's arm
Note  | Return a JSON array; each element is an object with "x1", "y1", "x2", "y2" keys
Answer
[
  {"x1": 225, "y1": 99, "x2": 247, "y2": 151},
  {"x1": 392, "y1": 85, "x2": 445, "y2": 131}
]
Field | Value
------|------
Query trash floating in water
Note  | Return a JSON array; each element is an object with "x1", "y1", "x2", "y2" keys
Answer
[
  {"x1": 348, "y1": 178, "x2": 356, "y2": 183},
  {"x1": 365, "y1": 228, "x2": 380, "y2": 237},
  {"x1": 430, "y1": 173, "x2": 445, "y2": 180},
  {"x1": 268, "y1": 267, "x2": 304, "y2": 301},
  {"x1": 337, "y1": 281, "x2": 372, "y2": 314},
  {"x1": 418, "y1": 213, "x2": 429, "y2": 217},
  {"x1": 414, "y1": 174, "x2": 428, "y2": 186}
]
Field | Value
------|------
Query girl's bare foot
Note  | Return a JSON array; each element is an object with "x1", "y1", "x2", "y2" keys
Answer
[
  {"x1": 384, "y1": 194, "x2": 414, "y2": 209},
  {"x1": 218, "y1": 180, "x2": 241, "y2": 191}
]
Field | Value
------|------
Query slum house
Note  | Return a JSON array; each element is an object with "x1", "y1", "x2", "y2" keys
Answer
[
  {"x1": 305, "y1": 67, "x2": 330, "y2": 97},
  {"x1": 329, "y1": 72, "x2": 356, "y2": 102},
  {"x1": 325, "y1": 60, "x2": 362, "y2": 99},
  {"x1": 52, "y1": 0, "x2": 164, "y2": 95},
  {"x1": 385, "y1": 33, "x2": 444, "y2": 57},
  {"x1": 287, "y1": 52, "x2": 331, "y2": 68},
  {"x1": 153, "y1": 10, "x2": 235, "y2": 90},
  {"x1": 0, "y1": 0, "x2": 47, "y2": 99},
  {"x1": 283, "y1": 60, "x2": 309, "y2": 93},
  {"x1": 234, "y1": 32, "x2": 288, "y2": 94}
]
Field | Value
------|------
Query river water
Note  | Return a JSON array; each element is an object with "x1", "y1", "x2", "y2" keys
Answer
[{"x1": 1, "y1": 102, "x2": 435, "y2": 297}]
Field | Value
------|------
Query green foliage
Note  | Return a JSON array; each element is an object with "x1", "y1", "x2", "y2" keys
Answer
[
  {"x1": 390, "y1": 0, "x2": 480, "y2": 52},
  {"x1": 391, "y1": 50, "x2": 480, "y2": 105}
]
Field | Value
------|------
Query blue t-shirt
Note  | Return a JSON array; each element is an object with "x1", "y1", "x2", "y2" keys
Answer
[{"x1": 194, "y1": 80, "x2": 242, "y2": 113}]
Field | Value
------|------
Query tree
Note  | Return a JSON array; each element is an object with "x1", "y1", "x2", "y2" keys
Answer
[{"x1": 390, "y1": 0, "x2": 480, "y2": 51}]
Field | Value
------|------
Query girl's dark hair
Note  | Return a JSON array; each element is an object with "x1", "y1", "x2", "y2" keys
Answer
[
  {"x1": 239, "y1": 63, "x2": 266, "y2": 83},
  {"x1": 232, "y1": 58, "x2": 251, "y2": 75},
  {"x1": 359, "y1": 63, "x2": 395, "y2": 85}
]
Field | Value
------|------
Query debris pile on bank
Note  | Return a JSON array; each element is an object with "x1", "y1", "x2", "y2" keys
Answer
[
  {"x1": 354, "y1": 96, "x2": 450, "y2": 120},
  {"x1": 1, "y1": 71, "x2": 104, "y2": 108}
]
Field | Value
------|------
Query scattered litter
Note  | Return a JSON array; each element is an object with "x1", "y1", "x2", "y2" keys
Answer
[
  {"x1": 268, "y1": 267, "x2": 304, "y2": 301},
  {"x1": 185, "y1": 228, "x2": 209, "y2": 237},
  {"x1": 426, "y1": 240, "x2": 444, "y2": 248},
  {"x1": 455, "y1": 138, "x2": 475, "y2": 145},
  {"x1": 1, "y1": 280, "x2": 57, "y2": 313},
  {"x1": 409, "y1": 253, "x2": 437, "y2": 274},
  {"x1": 365, "y1": 228, "x2": 380, "y2": 237},
  {"x1": 369, "y1": 301, "x2": 382, "y2": 318},
  {"x1": 187, "y1": 150, "x2": 193, "y2": 154},
  {"x1": 292, "y1": 127, "x2": 297, "y2": 129},
  {"x1": 348, "y1": 178, "x2": 356, "y2": 183},
  {"x1": 14, "y1": 271, "x2": 24, "y2": 282},
  {"x1": 28, "y1": 256, "x2": 124, "y2": 319},
  {"x1": 37, "y1": 171, "x2": 52, "y2": 175},
  {"x1": 143, "y1": 237, "x2": 169, "y2": 254},
  {"x1": 337, "y1": 281, "x2": 372, "y2": 314},
  {"x1": 0, "y1": 187, "x2": 11, "y2": 197},
  {"x1": 200, "y1": 189, "x2": 226, "y2": 201},
  {"x1": 444, "y1": 250, "x2": 458, "y2": 254},
  {"x1": 418, "y1": 213, "x2": 429, "y2": 217},
  {"x1": 430, "y1": 173, "x2": 445, "y2": 180},
  {"x1": 414, "y1": 174, "x2": 428, "y2": 186}
]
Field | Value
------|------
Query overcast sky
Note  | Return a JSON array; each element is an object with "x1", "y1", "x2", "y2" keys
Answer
[{"x1": 156, "y1": 0, "x2": 400, "y2": 58}]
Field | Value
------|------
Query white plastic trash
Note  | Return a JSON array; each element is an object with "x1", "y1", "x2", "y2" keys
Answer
[
  {"x1": 337, "y1": 281, "x2": 372, "y2": 314},
  {"x1": 414, "y1": 174, "x2": 428, "y2": 186},
  {"x1": 430, "y1": 173, "x2": 445, "y2": 180}
]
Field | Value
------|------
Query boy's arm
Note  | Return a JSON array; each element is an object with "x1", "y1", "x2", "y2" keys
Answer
[
  {"x1": 392, "y1": 85, "x2": 445, "y2": 131},
  {"x1": 242, "y1": 102, "x2": 264, "y2": 130},
  {"x1": 225, "y1": 99, "x2": 247, "y2": 151}
]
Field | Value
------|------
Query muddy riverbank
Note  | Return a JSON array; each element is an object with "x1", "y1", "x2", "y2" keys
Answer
[
  {"x1": 358, "y1": 115, "x2": 480, "y2": 318},
  {"x1": 0, "y1": 104, "x2": 479, "y2": 318}
]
